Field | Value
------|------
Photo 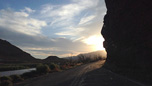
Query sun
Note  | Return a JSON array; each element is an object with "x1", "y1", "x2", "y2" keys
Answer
[{"x1": 83, "y1": 35, "x2": 105, "y2": 51}]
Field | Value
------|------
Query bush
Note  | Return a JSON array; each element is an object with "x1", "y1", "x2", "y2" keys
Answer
[
  {"x1": 60, "y1": 64, "x2": 69, "y2": 70},
  {"x1": 0, "y1": 76, "x2": 12, "y2": 82},
  {"x1": 36, "y1": 64, "x2": 50, "y2": 74},
  {"x1": 21, "y1": 70, "x2": 38, "y2": 79},
  {"x1": 0, "y1": 80, "x2": 13, "y2": 86},
  {"x1": 0, "y1": 76, "x2": 13, "y2": 86},
  {"x1": 10, "y1": 75, "x2": 24, "y2": 83},
  {"x1": 49, "y1": 63, "x2": 60, "y2": 70}
]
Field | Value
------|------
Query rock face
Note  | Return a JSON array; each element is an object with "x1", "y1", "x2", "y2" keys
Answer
[
  {"x1": 102, "y1": 0, "x2": 152, "y2": 83},
  {"x1": 0, "y1": 39, "x2": 36, "y2": 63}
]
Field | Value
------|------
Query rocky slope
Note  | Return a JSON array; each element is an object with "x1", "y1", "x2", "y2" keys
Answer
[
  {"x1": 0, "y1": 39, "x2": 36, "y2": 63},
  {"x1": 102, "y1": 0, "x2": 152, "y2": 84}
]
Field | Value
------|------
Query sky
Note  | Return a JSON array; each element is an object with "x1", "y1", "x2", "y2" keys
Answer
[{"x1": 0, "y1": 0, "x2": 107, "y2": 59}]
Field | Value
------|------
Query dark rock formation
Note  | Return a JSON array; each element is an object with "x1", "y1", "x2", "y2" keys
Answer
[
  {"x1": 102, "y1": 0, "x2": 152, "y2": 84},
  {"x1": 0, "y1": 39, "x2": 36, "y2": 63}
]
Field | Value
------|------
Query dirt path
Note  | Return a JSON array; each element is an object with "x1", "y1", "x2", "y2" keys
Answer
[{"x1": 15, "y1": 60, "x2": 147, "y2": 86}]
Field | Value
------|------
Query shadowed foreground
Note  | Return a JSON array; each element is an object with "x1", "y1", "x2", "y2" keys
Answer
[{"x1": 15, "y1": 61, "x2": 145, "y2": 86}]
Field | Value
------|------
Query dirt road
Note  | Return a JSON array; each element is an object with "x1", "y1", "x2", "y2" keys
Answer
[{"x1": 15, "y1": 60, "x2": 146, "y2": 86}]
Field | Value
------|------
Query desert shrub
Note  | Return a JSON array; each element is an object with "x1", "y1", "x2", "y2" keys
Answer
[
  {"x1": 36, "y1": 64, "x2": 50, "y2": 74},
  {"x1": 0, "y1": 80, "x2": 13, "y2": 86},
  {"x1": 60, "y1": 64, "x2": 69, "y2": 70},
  {"x1": 21, "y1": 70, "x2": 38, "y2": 79},
  {"x1": 0, "y1": 76, "x2": 12, "y2": 82},
  {"x1": 0, "y1": 76, "x2": 13, "y2": 86},
  {"x1": 49, "y1": 63, "x2": 60, "y2": 70},
  {"x1": 10, "y1": 75, "x2": 24, "y2": 83}
]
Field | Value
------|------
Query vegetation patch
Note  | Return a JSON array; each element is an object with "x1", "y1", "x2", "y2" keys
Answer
[
  {"x1": 36, "y1": 64, "x2": 51, "y2": 74},
  {"x1": 10, "y1": 75, "x2": 24, "y2": 83},
  {"x1": 0, "y1": 76, "x2": 13, "y2": 86}
]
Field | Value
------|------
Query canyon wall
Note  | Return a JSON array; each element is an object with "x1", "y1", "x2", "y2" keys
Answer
[{"x1": 102, "y1": 0, "x2": 152, "y2": 84}]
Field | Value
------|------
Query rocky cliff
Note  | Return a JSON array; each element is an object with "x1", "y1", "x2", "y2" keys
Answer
[
  {"x1": 102, "y1": 0, "x2": 152, "y2": 84},
  {"x1": 0, "y1": 39, "x2": 36, "y2": 63}
]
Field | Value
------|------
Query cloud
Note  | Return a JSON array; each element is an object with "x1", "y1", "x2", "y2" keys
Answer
[
  {"x1": 40, "y1": 0, "x2": 106, "y2": 38},
  {"x1": 0, "y1": 27, "x2": 92, "y2": 59},
  {"x1": 25, "y1": 37, "x2": 94, "y2": 58},
  {"x1": 22, "y1": 7, "x2": 36, "y2": 13},
  {"x1": 40, "y1": 0, "x2": 99, "y2": 28},
  {"x1": 0, "y1": 0, "x2": 107, "y2": 59},
  {"x1": 76, "y1": 0, "x2": 106, "y2": 38},
  {"x1": 41, "y1": 0, "x2": 99, "y2": 18},
  {"x1": 55, "y1": 27, "x2": 84, "y2": 36},
  {"x1": 79, "y1": 15, "x2": 96, "y2": 25},
  {"x1": 0, "y1": 9, "x2": 47, "y2": 36}
]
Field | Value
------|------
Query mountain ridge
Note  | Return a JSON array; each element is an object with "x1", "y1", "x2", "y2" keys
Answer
[{"x1": 0, "y1": 39, "x2": 36, "y2": 63}]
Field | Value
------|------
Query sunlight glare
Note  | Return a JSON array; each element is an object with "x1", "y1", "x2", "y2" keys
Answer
[{"x1": 83, "y1": 35, "x2": 105, "y2": 51}]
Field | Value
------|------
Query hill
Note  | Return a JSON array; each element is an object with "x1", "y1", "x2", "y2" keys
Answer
[
  {"x1": 42, "y1": 56, "x2": 67, "y2": 64},
  {"x1": 0, "y1": 39, "x2": 36, "y2": 63}
]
